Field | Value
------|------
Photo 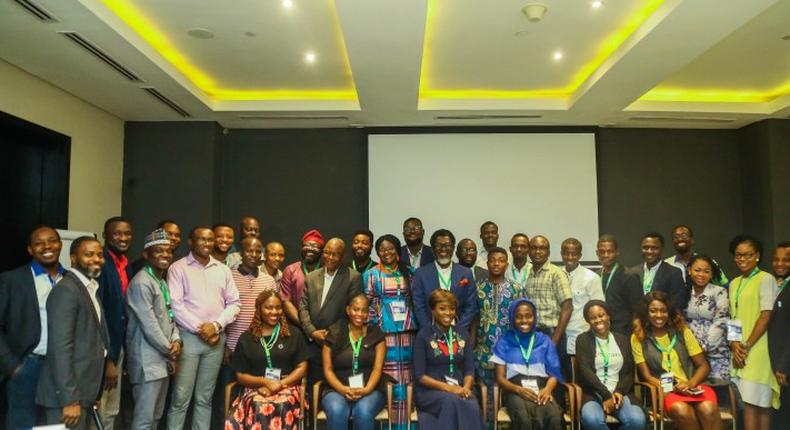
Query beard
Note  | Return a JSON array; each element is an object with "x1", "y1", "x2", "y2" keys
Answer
[{"x1": 78, "y1": 267, "x2": 102, "y2": 279}]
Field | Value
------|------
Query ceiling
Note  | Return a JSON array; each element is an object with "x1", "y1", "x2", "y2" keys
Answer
[{"x1": 1, "y1": 0, "x2": 789, "y2": 129}]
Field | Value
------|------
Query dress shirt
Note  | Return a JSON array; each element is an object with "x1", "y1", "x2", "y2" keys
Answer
[
  {"x1": 107, "y1": 249, "x2": 130, "y2": 296},
  {"x1": 435, "y1": 261, "x2": 453, "y2": 287},
  {"x1": 280, "y1": 261, "x2": 318, "y2": 308},
  {"x1": 505, "y1": 262, "x2": 531, "y2": 286},
  {"x1": 407, "y1": 248, "x2": 423, "y2": 269},
  {"x1": 525, "y1": 262, "x2": 572, "y2": 329},
  {"x1": 69, "y1": 268, "x2": 102, "y2": 323},
  {"x1": 167, "y1": 253, "x2": 241, "y2": 334},
  {"x1": 31, "y1": 262, "x2": 65, "y2": 355},
  {"x1": 564, "y1": 264, "x2": 604, "y2": 354},
  {"x1": 320, "y1": 269, "x2": 338, "y2": 307}
]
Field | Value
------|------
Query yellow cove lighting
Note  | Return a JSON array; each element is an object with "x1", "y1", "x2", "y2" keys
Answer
[
  {"x1": 99, "y1": 0, "x2": 357, "y2": 101},
  {"x1": 640, "y1": 78, "x2": 790, "y2": 103}
]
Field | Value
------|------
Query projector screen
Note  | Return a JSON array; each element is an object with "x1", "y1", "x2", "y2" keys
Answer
[{"x1": 368, "y1": 133, "x2": 599, "y2": 261}]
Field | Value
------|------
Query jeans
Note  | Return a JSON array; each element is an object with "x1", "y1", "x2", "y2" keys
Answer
[
  {"x1": 322, "y1": 390, "x2": 385, "y2": 430},
  {"x1": 581, "y1": 396, "x2": 646, "y2": 430},
  {"x1": 167, "y1": 332, "x2": 225, "y2": 430},
  {"x1": 6, "y1": 355, "x2": 44, "y2": 430}
]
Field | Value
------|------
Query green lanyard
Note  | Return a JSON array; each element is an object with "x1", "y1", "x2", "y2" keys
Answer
[
  {"x1": 301, "y1": 261, "x2": 319, "y2": 276},
  {"x1": 145, "y1": 266, "x2": 174, "y2": 320},
  {"x1": 353, "y1": 260, "x2": 374, "y2": 274},
  {"x1": 652, "y1": 333, "x2": 678, "y2": 371},
  {"x1": 381, "y1": 264, "x2": 402, "y2": 296},
  {"x1": 596, "y1": 334, "x2": 611, "y2": 383},
  {"x1": 515, "y1": 332, "x2": 536, "y2": 368},
  {"x1": 470, "y1": 267, "x2": 476, "y2": 283},
  {"x1": 259, "y1": 323, "x2": 281, "y2": 369},
  {"x1": 603, "y1": 264, "x2": 618, "y2": 293},
  {"x1": 780, "y1": 278, "x2": 789, "y2": 293},
  {"x1": 511, "y1": 265, "x2": 528, "y2": 285},
  {"x1": 733, "y1": 267, "x2": 760, "y2": 318},
  {"x1": 410, "y1": 250, "x2": 420, "y2": 267},
  {"x1": 643, "y1": 265, "x2": 658, "y2": 294},
  {"x1": 349, "y1": 330, "x2": 364, "y2": 375},
  {"x1": 438, "y1": 269, "x2": 452, "y2": 290},
  {"x1": 445, "y1": 327, "x2": 456, "y2": 375}
]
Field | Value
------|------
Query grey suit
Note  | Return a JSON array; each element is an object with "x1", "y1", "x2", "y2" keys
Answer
[
  {"x1": 36, "y1": 271, "x2": 109, "y2": 429},
  {"x1": 299, "y1": 266, "x2": 363, "y2": 336},
  {"x1": 125, "y1": 268, "x2": 181, "y2": 430}
]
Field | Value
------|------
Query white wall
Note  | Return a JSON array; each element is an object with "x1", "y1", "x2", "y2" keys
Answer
[{"x1": 0, "y1": 59, "x2": 124, "y2": 236}]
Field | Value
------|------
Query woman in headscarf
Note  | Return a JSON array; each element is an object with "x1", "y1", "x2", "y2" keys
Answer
[{"x1": 490, "y1": 298, "x2": 564, "y2": 430}]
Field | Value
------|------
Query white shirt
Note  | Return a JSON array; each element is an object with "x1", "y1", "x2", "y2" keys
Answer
[
  {"x1": 563, "y1": 265, "x2": 604, "y2": 354},
  {"x1": 435, "y1": 262, "x2": 453, "y2": 289},
  {"x1": 320, "y1": 269, "x2": 337, "y2": 307},
  {"x1": 69, "y1": 268, "x2": 102, "y2": 323},
  {"x1": 31, "y1": 266, "x2": 63, "y2": 355},
  {"x1": 593, "y1": 333, "x2": 623, "y2": 393}
]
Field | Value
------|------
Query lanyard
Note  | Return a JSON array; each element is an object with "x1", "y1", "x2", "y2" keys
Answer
[
  {"x1": 145, "y1": 266, "x2": 174, "y2": 320},
  {"x1": 643, "y1": 265, "x2": 658, "y2": 294},
  {"x1": 733, "y1": 267, "x2": 760, "y2": 318},
  {"x1": 349, "y1": 330, "x2": 364, "y2": 375},
  {"x1": 603, "y1": 264, "x2": 618, "y2": 293},
  {"x1": 515, "y1": 332, "x2": 536, "y2": 368},
  {"x1": 380, "y1": 264, "x2": 402, "y2": 296},
  {"x1": 409, "y1": 249, "x2": 421, "y2": 267},
  {"x1": 596, "y1": 334, "x2": 611, "y2": 383},
  {"x1": 511, "y1": 264, "x2": 528, "y2": 285},
  {"x1": 652, "y1": 333, "x2": 677, "y2": 371},
  {"x1": 445, "y1": 327, "x2": 456, "y2": 375},
  {"x1": 301, "y1": 261, "x2": 319, "y2": 276},
  {"x1": 470, "y1": 267, "x2": 476, "y2": 283},
  {"x1": 438, "y1": 269, "x2": 452, "y2": 290},
  {"x1": 781, "y1": 278, "x2": 789, "y2": 293},
  {"x1": 353, "y1": 260, "x2": 374, "y2": 274},
  {"x1": 259, "y1": 323, "x2": 281, "y2": 369}
]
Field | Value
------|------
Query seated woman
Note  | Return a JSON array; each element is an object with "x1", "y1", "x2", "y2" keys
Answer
[
  {"x1": 413, "y1": 289, "x2": 483, "y2": 430},
  {"x1": 576, "y1": 300, "x2": 646, "y2": 430},
  {"x1": 227, "y1": 290, "x2": 310, "y2": 430},
  {"x1": 632, "y1": 291, "x2": 724, "y2": 430},
  {"x1": 490, "y1": 298, "x2": 564, "y2": 430},
  {"x1": 684, "y1": 255, "x2": 730, "y2": 382},
  {"x1": 322, "y1": 293, "x2": 387, "y2": 430}
]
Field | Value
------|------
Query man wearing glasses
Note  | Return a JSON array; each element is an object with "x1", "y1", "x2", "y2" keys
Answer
[
  {"x1": 400, "y1": 217, "x2": 434, "y2": 274},
  {"x1": 280, "y1": 229, "x2": 325, "y2": 324}
]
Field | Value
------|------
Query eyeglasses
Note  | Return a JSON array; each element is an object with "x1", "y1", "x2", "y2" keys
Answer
[
  {"x1": 734, "y1": 252, "x2": 756, "y2": 260},
  {"x1": 434, "y1": 243, "x2": 453, "y2": 250},
  {"x1": 458, "y1": 248, "x2": 476, "y2": 255}
]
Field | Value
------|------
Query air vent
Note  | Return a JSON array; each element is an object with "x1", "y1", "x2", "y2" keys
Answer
[
  {"x1": 627, "y1": 115, "x2": 735, "y2": 124},
  {"x1": 434, "y1": 114, "x2": 543, "y2": 120},
  {"x1": 58, "y1": 31, "x2": 142, "y2": 82},
  {"x1": 238, "y1": 115, "x2": 349, "y2": 121},
  {"x1": 14, "y1": 0, "x2": 59, "y2": 22},
  {"x1": 141, "y1": 87, "x2": 191, "y2": 118}
]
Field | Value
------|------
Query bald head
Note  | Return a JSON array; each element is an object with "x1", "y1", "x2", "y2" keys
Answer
[{"x1": 323, "y1": 238, "x2": 345, "y2": 273}]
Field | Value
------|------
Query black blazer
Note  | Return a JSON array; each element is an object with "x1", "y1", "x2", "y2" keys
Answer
[
  {"x1": 575, "y1": 331, "x2": 635, "y2": 404},
  {"x1": 400, "y1": 245, "x2": 435, "y2": 272},
  {"x1": 630, "y1": 262, "x2": 686, "y2": 309},
  {"x1": 768, "y1": 284, "x2": 790, "y2": 374},
  {"x1": 601, "y1": 265, "x2": 642, "y2": 335},
  {"x1": 299, "y1": 266, "x2": 363, "y2": 336},
  {"x1": 0, "y1": 264, "x2": 42, "y2": 380},
  {"x1": 97, "y1": 249, "x2": 133, "y2": 363}
]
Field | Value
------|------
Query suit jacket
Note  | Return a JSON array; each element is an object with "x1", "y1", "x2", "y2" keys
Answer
[
  {"x1": 471, "y1": 266, "x2": 489, "y2": 285},
  {"x1": 97, "y1": 249, "x2": 132, "y2": 363},
  {"x1": 630, "y1": 261, "x2": 687, "y2": 309},
  {"x1": 299, "y1": 266, "x2": 363, "y2": 336},
  {"x1": 125, "y1": 268, "x2": 180, "y2": 384},
  {"x1": 768, "y1": 282, "x2": 790, "y2": 375},
  {"x1": 575, "y1": 331, "x2": 635, "y2": 404},
  {"x1": 412, "y1": 263, "x2": 477, "y2": 330},
  {"x1": 601, "y1": 265, "x2": 642, "y2": 335},
  {"x1": 36, "y1": 271, "x2": 109, "y2": 408},
  {"x1": 400, "y1": 245, "x2": 435, "y2": 272},
  {"x1": 0, "y1": 264, "x2": 43, "y2": 379}
]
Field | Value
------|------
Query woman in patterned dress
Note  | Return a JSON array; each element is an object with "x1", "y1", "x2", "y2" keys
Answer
[{"x1": 365, "y1": 234, "x2": 415, "y2": 430}]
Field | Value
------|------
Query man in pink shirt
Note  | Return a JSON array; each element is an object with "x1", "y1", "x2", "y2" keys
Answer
[{"x1": 280, "y1": 229, "x2": 324, "y2": 324}]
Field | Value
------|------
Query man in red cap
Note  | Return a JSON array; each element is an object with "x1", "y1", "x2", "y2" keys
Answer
[{"x1": 280, "y1": 229, "x2": 324, "y2": 324}]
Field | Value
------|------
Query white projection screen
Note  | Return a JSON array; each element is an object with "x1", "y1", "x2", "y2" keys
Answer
[{"x1": 368, "y1": 133, "x2": 599, "y2": 261}]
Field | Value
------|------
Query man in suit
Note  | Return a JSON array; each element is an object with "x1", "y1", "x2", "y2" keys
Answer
[
  {"x1": 400, "y1": 217, "x2": 435, "y2": 274},
  {"x1": 36, "y1": 236, "x2": 110, "y2": 430},
  {"x1": 596, "y1": 234, "x2": 642, "y2": 335},
  {"x1": 412, "y1": 229, "x2": 477, "y2": 330},
  {"x1": 455, "y1": 238, "x2": 488, "y2": 284},
  {"x1": 96, "y1": 216, "x2": 133, "y2": 429},
  {"x1": 630, "y1": 232, "x2": 686, "y2": 309},
  {"x1": 0, "y1": 226, "x2": 65, "y2": 429}
]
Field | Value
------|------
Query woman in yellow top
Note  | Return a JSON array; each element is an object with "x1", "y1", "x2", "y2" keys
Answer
[
  {"x1": 631, "y1": 291, "x2": 723, "y2": 430},
  {"x1": 728, "y1": 235, "x2": 779, "y2": 430}
]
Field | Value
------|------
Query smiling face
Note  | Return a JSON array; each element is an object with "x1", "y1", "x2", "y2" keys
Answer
[
  {"x1": 72, "y1": 240, "x2": 105, "y2": 279},
  {"x1": 734, "y1": 242, "x2": 759, "y2": 275},
  {"x1": 480, "y1": 223, "x2": 499, "y2": 248},
  {"x1": 561, "y1": 242, "x2": 582, "y2": 272},
  {"x1": 689, "y1": 258, "x2": 713, "y2": 288},
  {"x1": 143, "y1": 244, "x2": 173, "y2": 271},
  {"x1": 190, "y1": 228, "x2": 214, "y2": 260},
  {"x1": 455, "y1": 239, "x2": 477, "y2": 267},
  {"x1": 105, "y1": 221, "x2": 132, "y2": 254},
  {"x1": 647, "y1": 299, "x2": 669, "y2": 330},
  {"x1": 28, "y1": 227, "x2": 62, "y2": 267},
  {"x1": 586, "y1": 305, "x2": 610, "y2": 337},
  {"x1": 162, "y1": 222, "x2": 182, "y2": 251},
  {"x1": 513, "y1": 302, "x2": 535, "y2": 334},
  {"x1": 640, "y1": 237, "x2": 663, "y2": 266},
  {"x1": 259, "y1": 295, "x2": 284, "y2": 327},
  {"x1": 774, "y1": 246, "x2": 790, "y2": 279},
  {"x1": 403, "y1": 219, "x2": 424, "y2": 246},
  {"x1": 432, "y1": 300, "x2": 457, "y2": 329},
  {"x1": 346, "y1": 295, "x2": 370, "y2": 328},
  {"x1": 528, "y1": 237, "x2": 549, "y2": 265},
  {"x1": 432, "y1": 235, "x2": 454, "y2": 266},
  {"x1": 352, "y1": 234, "x2": 372, "y2": 260},
  {"x1": 376, "y1": 239, "x2": 399, "y2": 266},
  {"x1": 264, "y1": 242, "x2": 285, "y2": 273},
  {"x1": 322, "y1": 239, "x2": 344, "y2": 273},
  {"x1": 301, "y1": 240, "x2": 323, "y2": 264},
  {"x1": 671, "y1": 226, "x2": 694, "y2": 254},
  {"x1": 213, "y1": 226, "x2": 234, "y2": 254}
]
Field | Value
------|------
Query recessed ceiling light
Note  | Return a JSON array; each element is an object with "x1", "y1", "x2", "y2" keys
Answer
[
  {"x1": 592, "y1": 1, "x2": 604, "y2": 9},
  {"x1": 305, "y1": 51, "x2": 316, "y2": 64},
  {"x1": 282, "y1": 0, "x2": 293, "y2": 8},
  {"x1": 553, "y1": 51, "x2": 563, "y2": 61},
  {"x1": 187, "y1": 28, "x2": 214, "y2": 39}
]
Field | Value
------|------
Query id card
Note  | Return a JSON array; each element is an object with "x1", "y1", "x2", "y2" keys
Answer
[
  {"x1": 659, "y1": 372, "x2": 674, "y2": 393},
  {"x1": 727, "y1": 319, "x2": 743, "y2": 342},
  {"x1": 520, "y1": 378, "x2": 539, "y2": 392},
  {"x1": 265, "y1": 368, "x2": 282, "y2": 381},
  {"x1": 348, "y1": 374, "x2": 364, "y2": 389},
  {"x1": 389, "y1": 300, "x2": 407, "y2": 322},
  {"x1": 444, "y1": 376, "x2": 460, "y2": 386}
]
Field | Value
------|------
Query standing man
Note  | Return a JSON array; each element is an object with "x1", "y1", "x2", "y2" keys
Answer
[
  {"x1": 210, "y1": 223, "x2": 235, "y2": 267},
  {"x1": 596, "y1": 234, "x2": 642, "y2": 335},
  {"x1": 280, "y1": 229, "x2": 324, "y2": 324},
  {"x1": 475, "y1": 221, "x2": 505, "y2": 269},
  {"x1": 166, "y1": 227, "x2": 240, "y2": 430},
  {"x1": 125, "y1": 229, "x2": 181, "y2": 430},
  {"x1": 226, "y1": 216, "x2": 261, "y2": 269},
  {"x1": 631, "y1": 232, "x2": 686, "y2": 308},
  {"x1": 263, "y1": 241, "x2": 286, "y2": 287},
  {"x1": 664, "y1": 225, "x2": 729, "y2": 286},
  {"x1": 400, "y1": 218, "x2": 434, "y2": 274},
  {"x1": 524, "y1": 235, "x2": 572, "y2": 346},
  {"x1": 456, "y1": 238, "x2": 488, "y2": 284},
  {"x1": 36, "y1": 236, "x2": 109, "y2": 430},
  {"x1": 159, "y1": 220, "x2": 182, "y2": 254},
  {"x1": 96, "y1": 216, "x2": 133, "y2": 430},
  {"x1": 412, "y1": 229, "x2": 477, "y2": 330},
  {"x1": 350, "y1": 229, "x2": 376, "y2": 275},
  {"x1": 506, "y1": 234, "x2": 531, "y2": 286},
  {"x1": 0, "y1": 226, "x2": 65, "y2": 429}
]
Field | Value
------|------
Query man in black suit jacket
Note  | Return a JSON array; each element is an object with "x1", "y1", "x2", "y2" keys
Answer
[
  {"x1": 0, "y1": 226, "x2": 65, "y2": 430},
  {"x1": 596, "y1": 235, "x2": 642, "y2": 335},
  {"x1": 36, "y1": 236, "x2": 109, "y2": 430},
  {"x1": 400, "y1": 217, "x2": 435, "y2": 273},
  {"x1": 630, "y1": 232, "x2": 687, "y2": 309}
]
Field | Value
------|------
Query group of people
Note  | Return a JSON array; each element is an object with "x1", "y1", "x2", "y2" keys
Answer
[{"x1": 1, "y1": 216, "x2": 789, "y2": 430}]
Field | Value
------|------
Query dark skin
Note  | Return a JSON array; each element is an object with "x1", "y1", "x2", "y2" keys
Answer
[
  {"x1": 560, "y1": 242, "x2": 582, "y2": 273},
  {"x1": 640, "y1": 237, "x2": 663, "y2": 269},
  {"x1": 211, "y1": 226, "x2": 234, "y2": 262},
  {"x1": 323, "y1": 296, "x2": 386, "y2": 401},
  {"x1": 432, "y1": 235, "x2": 454, "y2": 268},
  {"x1": 671, "y1": 227, "x2": 695, "y2": 264},
  {"x1": 510, "y1": 235, "x2": 530, "y2": 270},
  {"x1": 143, "y1": 244, "x2": 181, "y2": 364},
  {"x1": 283, "y1": 239, "x2": 324, "y2": 324},
  {"x1": 309, "y1": 239, "x2": 344, "y2": 343},
  {"x1": 773, "y1": 246, "x2": 790, "y2": 385},
  {"x1": 103, "y1": 220, "x2": 132, "y2": 255},
  {"x1": 263, "y1": 242, "x2": 286, "y2": 277},
  {"x1": 239, "y1": 217, "x2": 260, "y2": 239},
  {"x1": 224, "y1": 238, "x2": 263, "y2": 364},
  {"x1": 471, "y1": 251, "x2": 509, "y2": 348},
  {"x1": 529, "y1": 236, "x2": 571, "y2": 345},
  {"x1": 27, "y1": 227, "x2": 63, "y2": 278},
  {"x1": 586, "y1": 305, "x2": 623, "y2": 413},
  {"x1": 596, "y1": 241, "x2": 618, "y2": 272},
  {"x1": 730, "y1": 243, "x2": 771, "y2": 370},
  {"x1": 480, "y1": 223, "x2": 499, "y2": 252},
  {"x1": 496, "y1": 303, "x2": 556, "y2": 405},
  {"x1": 419, "y1": 300, "x2": 473, "y2": 399},
  {"x1": 403, "y1": 219, "x2": 425, "y2": 254},
  {"x1": 235, "y1": 295, "x2": 307, "y2": 396},
  {"x1": 455, "y1": 239, "x2": 477, "y2": 268},
  {"x1": 351, "y1": 234, "x2": 373, "y2": 270},
  {"x1": 189, "y1": 229, "x2": 221, "y2": 346},
  {"x1": 162, "y1": 222, "x2": 181, "y2": 252}
]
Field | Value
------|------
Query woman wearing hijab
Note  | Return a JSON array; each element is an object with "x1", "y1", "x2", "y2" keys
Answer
[{"x1": 490, "y1": 298, "x2": 564, "y2": 430}]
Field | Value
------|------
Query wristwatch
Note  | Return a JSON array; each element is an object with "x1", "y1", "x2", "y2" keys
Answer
[{"x1": 212, "y1": 321, "x2": 222, "y2": 334}]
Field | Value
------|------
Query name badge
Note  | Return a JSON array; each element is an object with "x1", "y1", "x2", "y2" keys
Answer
[
  {"x1": 444, "y1": 376, "x2": 460, "y2": 386},
  {"x1": 659, "y1": 372, "x2": 674, "y2": 393},
  {"x1": 348, "y1": 373, "x2": 364, "y2": 389},
  {"x1": 265, "y1": 368, "x2": 282, "y2": 381},
  {"x1": 727, "y1": 319, "x2": 743, "y2": 342},
  {"x1": 520, "y1": 378, "x2": 539, "y2": 392},
  {"x1": 389, "y1": 300, "x2": 407, "y2": 322}
]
